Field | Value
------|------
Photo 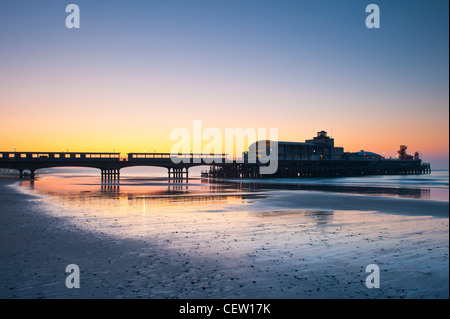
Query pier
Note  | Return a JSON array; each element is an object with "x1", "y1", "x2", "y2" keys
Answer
[
  {"x1": 202, "y1": 159, "x2": 431, "y2": 179},
  {"x1": 0, "y1": 151, "x2": 227, "y2": 180},
  {"x1": 203, "y1": 131, "x2": 432, "y2": 179},
  {"x1": 0, "y1": 132, "x2": 432, "y2": 181},
  {"x1": 0, "y1": 149, "x2": 431, "y2": 181}
]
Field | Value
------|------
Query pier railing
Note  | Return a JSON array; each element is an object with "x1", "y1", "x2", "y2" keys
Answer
[{"x1": 0, "y1": 152, "x2": 120, "y2": 161}]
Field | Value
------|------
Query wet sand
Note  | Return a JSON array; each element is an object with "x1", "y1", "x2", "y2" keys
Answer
[{"x1": 0, "y1": 178, "x2": 448, "y2": 299}]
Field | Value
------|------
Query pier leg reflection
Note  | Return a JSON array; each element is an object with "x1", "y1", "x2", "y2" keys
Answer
[{"x1": 101, "y1": 178, "x2": 120, "y2": 193}]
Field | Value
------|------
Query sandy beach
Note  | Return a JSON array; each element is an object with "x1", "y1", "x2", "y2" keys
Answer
[{"x1": 0, "y1": 176, "x2": 448, "y2": 299}]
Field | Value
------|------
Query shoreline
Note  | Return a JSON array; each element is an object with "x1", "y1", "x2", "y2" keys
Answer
[{"x1": 1, "y1": 178, "x2": 448, "y2": 299}]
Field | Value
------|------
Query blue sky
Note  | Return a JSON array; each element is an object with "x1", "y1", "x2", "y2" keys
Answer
[{"x1": 0, "y1": 1, "x2": 448, "y2": 167}]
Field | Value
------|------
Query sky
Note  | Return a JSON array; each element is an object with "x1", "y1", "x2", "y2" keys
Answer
[{"x1": 0, "y1": 0, "x2": 448, "y2": 167}]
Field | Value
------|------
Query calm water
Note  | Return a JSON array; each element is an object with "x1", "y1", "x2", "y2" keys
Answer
[{"x1": 15, "y1": 167, "x2": 449, "y2": 202}]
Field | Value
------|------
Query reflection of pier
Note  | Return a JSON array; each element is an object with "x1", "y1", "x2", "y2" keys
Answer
[
  {"x1": 125, "y1": 193, "x2": 247, "y2": 208},
  {"x1": 252, "y1": 209, "x2": 335, "y2": 226},
  {"x1": 101, "y1": 179, "x2": 120, "y2": 193},
  {"x1": 216, "y1": 180, "x2": 432, "y2": 200},
  {"x1": 305, "y1": 210, "x2": 334, "y2": 225}
]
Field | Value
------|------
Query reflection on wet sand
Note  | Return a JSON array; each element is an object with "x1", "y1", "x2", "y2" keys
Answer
[
  {"x1": 19, "y1": 176, "x2": 269, "y2": 213},
  {"x1": 215, "y1": 179, "x2": 433, "y2": 200},
  {"x1": 18, "y1": 173, "x2": 442, "y2": 219},
  {"x1": 252, "y1": 209, "x2": 335, "y2": 226},
  {"x1": 304, "y1": 210, "x2": 335, "y2": 225},
  {"x1": 101, "y1": 182, "x2": 120, "y2": 193},
  {"x1": 20, "y1": 173, "x2": 441, "y2": 202}
]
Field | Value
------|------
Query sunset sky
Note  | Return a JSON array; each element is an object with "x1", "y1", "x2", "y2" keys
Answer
[{"x1": 0, "y1": 1, "x2": 448, "y2": 167}]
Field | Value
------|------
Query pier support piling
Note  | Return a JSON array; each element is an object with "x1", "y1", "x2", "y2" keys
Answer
[
  {"x1": 167, "y1": 167, "x2": 189, "y2": 182},
  {"x1": 101, "y1": 168, "x2": 120, "y2": 181}
]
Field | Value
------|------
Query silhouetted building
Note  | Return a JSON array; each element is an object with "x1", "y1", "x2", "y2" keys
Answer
[
  {"x1": 348, "y1": 150, "x2": 382, "y2": 160},
  {"x1": 246, "y1": 131, "x2": 350, "y2": 161},
  {"x1": 398, "y1": 145, "x2": 419, "y2": 160},
  {"x1": 212, "y1": 131, "x2": 430, "y2": 178}
]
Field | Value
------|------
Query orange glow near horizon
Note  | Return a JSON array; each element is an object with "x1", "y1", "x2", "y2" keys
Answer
[
  {"x1": 1, "y1": 90, "x2": 449, "y2": 163},
  {"x1": 1, "y1": 105, "x2": 448, "y2": 164},
  {"x1": 2, "y1": 79, "x2": 448, "y2": 161}
]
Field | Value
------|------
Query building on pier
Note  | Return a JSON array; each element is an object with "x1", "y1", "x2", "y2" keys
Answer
[{"x1": 214, "y1": 131, "x2": 430, "y2": 179}]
